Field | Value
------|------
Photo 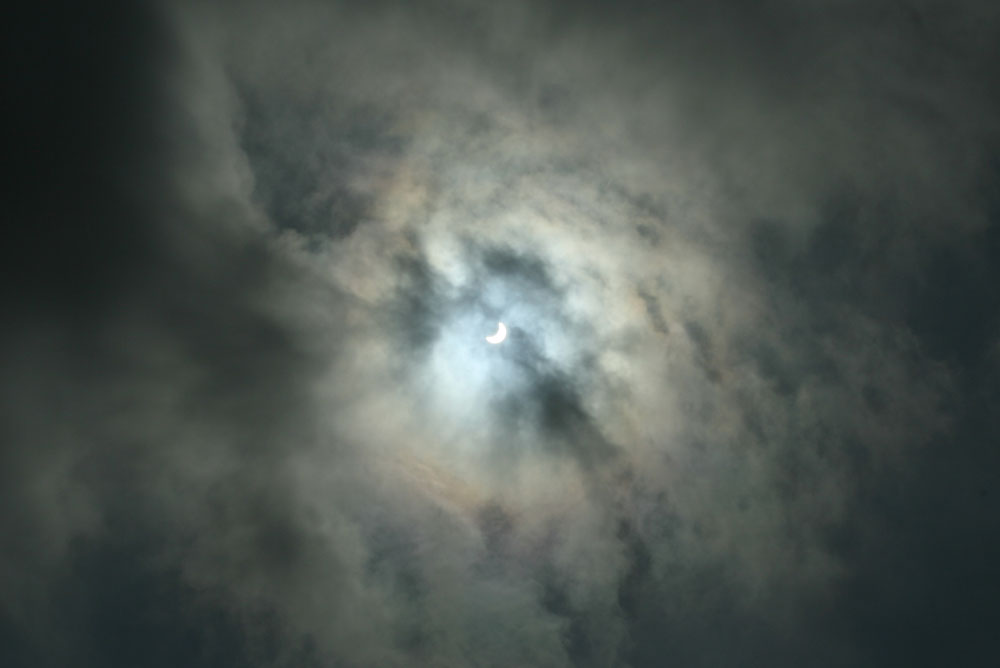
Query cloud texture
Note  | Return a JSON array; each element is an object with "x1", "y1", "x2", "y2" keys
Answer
[{"x1": 4, "y1": 1, "x2": 1000, "y2": 666}]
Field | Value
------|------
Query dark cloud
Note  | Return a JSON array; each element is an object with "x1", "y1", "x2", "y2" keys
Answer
[
  {"x1": 4, "y1": 0, "x2": 172, "y2": 317},
  {"x1": 4, "y1": 0, "x2": 1000, "y2": 666}
]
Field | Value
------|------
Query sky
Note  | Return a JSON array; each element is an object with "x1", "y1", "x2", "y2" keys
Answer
[{"x1": 3, "y1": 1, "x2": 1000, "y2": 666}]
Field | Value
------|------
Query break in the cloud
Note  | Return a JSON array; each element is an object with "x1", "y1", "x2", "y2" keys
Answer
[{"x1": 3, "y1": 0, "x2": 1000, "y2": 666}]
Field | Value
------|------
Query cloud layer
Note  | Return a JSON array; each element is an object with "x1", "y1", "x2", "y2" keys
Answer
[{"x1": 4, "y1": 1, "x2": 1000, "y2": 666}]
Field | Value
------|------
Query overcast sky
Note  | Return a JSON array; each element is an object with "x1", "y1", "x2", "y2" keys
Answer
[{"x1": 4, "y1": 1, "x2": 1000, "y2": 666}]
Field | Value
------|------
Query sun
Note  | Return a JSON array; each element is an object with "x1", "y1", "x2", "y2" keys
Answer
[{"x1": 485, "y1": 322, "x2": 507, "y2": 344}]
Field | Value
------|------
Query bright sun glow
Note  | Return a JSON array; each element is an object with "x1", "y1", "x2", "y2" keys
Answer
[{"x1": 485, "y1": 322, "x2": 507, "y2": 344}]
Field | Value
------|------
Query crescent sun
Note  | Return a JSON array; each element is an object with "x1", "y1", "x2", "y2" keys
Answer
[{"x1": 485, "y1": 322, "x2": 507, "y2": 344}]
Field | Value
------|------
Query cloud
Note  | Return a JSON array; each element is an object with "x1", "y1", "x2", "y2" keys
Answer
[{"x1": 3, "y1": 0, "x2": 1000, "y2": 666}]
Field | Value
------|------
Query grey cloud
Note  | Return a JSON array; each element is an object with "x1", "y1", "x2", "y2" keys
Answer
[{"x1": 3, "y1": 0, "x2": 1000, "y2": 666}]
